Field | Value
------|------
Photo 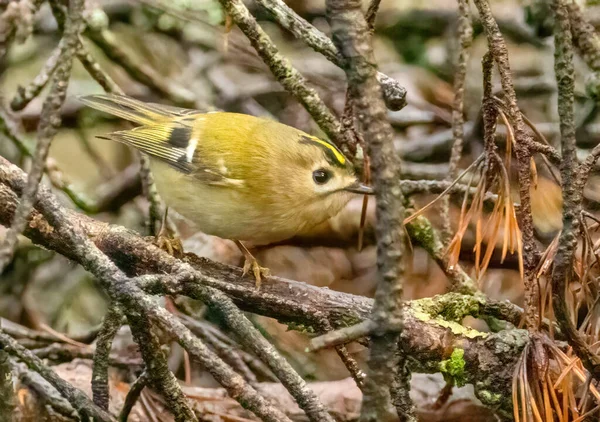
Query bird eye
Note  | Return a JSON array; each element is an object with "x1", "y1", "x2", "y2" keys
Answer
[{"x1": 312, "y1": 169, "x2": 331, "y2": 185}]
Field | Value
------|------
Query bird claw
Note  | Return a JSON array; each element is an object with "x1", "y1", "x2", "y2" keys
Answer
[
  {"x1": 242, "y1": 257, "x2": 270, "y2": 289},
  {"x1": 154, "y1": 234, "x2": 184, "y2": 258}
]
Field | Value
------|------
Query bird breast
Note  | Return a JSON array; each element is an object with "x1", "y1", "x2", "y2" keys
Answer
[{"x1": 149, "y1": 160, "x2": 349, "y2": 245}]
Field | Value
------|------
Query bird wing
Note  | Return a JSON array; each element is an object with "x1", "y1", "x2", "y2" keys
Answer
[
  {"x1": 81, "y1": 94, "x2": 243, "y2": 187},
  {"x1": 101, "y1": 122, "x2": 246, "y2": 187}
]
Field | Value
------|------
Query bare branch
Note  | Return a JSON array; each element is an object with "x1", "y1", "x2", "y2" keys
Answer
[
  {"x1": 442, "y1": 0, "x2": 473, "y2": 244},
  {"x1": 219, "y1": 0, "x2": 344, "y2": 149},
  {"x1": 473, "y1": 0, "x2": 540, "y2": 330},
  {"x1": 551, "y1": 0, "x2": 600, "y2": 380},
  {"x1": 92, "y1": 305, "x2": 123, "y2": 411},
  {"x1": 325, "y1": 0, "x2": 413, "y2": 420},
  {"x1": 0, "y1": 330, "x2": 115, "y2": 421},
  {"x1": 127, "y1": 312, "x2": 198, "y2": 421},
  {"x1": 0, "y1": 0, "x2": 84, "y2": 272},
  {"x1": 254, "y1": 0, "x2": 407, "y2": 111},
  {"x1": 118, "y1": 371, "x2": 149, "y2": 422},
  {"x1": 10, "y1": 46, "x2": 62, "y2": 111}
]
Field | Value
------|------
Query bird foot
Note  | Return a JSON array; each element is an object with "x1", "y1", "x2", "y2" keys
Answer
[
  {"x1": 154, "y1": 233, "x2": 184, "y2": 258},
  {"x1": 242, "y1": 256, "x2": 270, "y2": 289},
  {"x1": 150, "y1": 207, "x2": 183, "y2": 258}
]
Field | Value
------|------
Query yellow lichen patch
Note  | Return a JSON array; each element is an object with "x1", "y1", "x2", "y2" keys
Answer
[{"x1": 410, "y1": 295, "x2": 489, "y2": 339}]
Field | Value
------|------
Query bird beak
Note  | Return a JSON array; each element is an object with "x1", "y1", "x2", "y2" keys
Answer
[{"x1": 344, "y1": 182, "x2": 375, "y2": 195}]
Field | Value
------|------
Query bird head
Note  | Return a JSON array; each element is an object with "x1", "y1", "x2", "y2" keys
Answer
[{"x1": 262, "y1": 133, "x2": 373, "y2": 226}]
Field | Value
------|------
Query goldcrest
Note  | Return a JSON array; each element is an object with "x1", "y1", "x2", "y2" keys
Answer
[{"x1": 80, "y1": 94, "x2": 373, "y2": 286}]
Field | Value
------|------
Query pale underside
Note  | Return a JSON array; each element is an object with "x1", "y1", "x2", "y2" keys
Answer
[{"x1": 150, "y1": 159, "x2": 354, "y2": 245}]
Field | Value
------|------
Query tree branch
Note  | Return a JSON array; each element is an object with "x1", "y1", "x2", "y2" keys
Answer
[
  {"x1": 0, "y1": 0, "x2": 84, "y2": 272},
  {"x1": 551, "y1": 0, "x2": 600, "y2": 380},
  {"x1": 254, "y1": 0, "x2": 407, "y2": 111},
  {"x1": 325, "y1": 0, "x2": 412, "y2": 420},
  {"x1": 472, "y1": 0, "x2": 540, "y2": 330},
  {"x1": 0, "y1": 330, "x2": 115, "y2": 421},
  {"x1": 219, "y1": 0, "x2": 344, "y2": 149}
]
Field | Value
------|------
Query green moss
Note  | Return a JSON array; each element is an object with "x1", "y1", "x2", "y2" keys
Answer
[
  {"x1": 406, "y1": 215, "x2": 437, "y2": 253},
  {"x1": 285, "y1": 321, "x2": 315, "y2": 334},
  {"x1": 440, "y1": 348, "x2": 467, "y2": 387},
  {"x1": 477, "y1": 389, "x2": 503, "y2": 405}
]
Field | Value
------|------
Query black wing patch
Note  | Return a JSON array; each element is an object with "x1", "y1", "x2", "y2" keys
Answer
[{"x1": 168, "y1": 127, "x2": 192, "y2": 149}]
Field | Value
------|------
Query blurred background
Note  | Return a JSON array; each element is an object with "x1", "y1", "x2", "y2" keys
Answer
[{"x1": 1, "y1": 0, "x2": 593, "y2": 419}]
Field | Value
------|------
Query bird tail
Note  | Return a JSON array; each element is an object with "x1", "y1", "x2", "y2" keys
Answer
[
  {"x1": 79, "y1": 94, "x2": 197, "y2": 173},
  {"x1": 78, "y1": 94, "x2": 179, "y2": 126}
]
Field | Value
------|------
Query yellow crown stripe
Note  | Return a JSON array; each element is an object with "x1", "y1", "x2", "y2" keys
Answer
[{"x1": 305, "y1": 136, "x2": 346, "y2": 166}]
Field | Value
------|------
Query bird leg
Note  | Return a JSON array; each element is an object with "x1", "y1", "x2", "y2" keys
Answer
[
  {"x1": 234, "y1": 240, "x2": 270, "y2": 289},
  {"x1": 154, "y1": 207, "x2": 183, "y2": 258}
]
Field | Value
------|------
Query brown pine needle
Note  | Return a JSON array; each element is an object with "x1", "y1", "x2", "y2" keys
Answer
[
  {"x1": 536, "y1": 233, "x2": 560, "y2": 279},
  {"x1": 357, "y1": 194, "x2": 368, "y2": 251},
  {"x1": 184, "y1": 350, "x2": 192, "y2": 385},
  {"x1": 519, "y1": 110, "x2": 561, "y2": 185},
  {"x1": 403, "y1": 155, "x2": 483, "y2": 225},
  {"x1": 499, "y1": 110, "x2": 514, "y2": 173},
  {"x1": 478, "y1": 194, "x2": 502, "y2": 280},
  {"x1": 39, "y1": 323, "x2": 88, "y2": 348},
  {"x1": 474, "y1": 214, "x2": 482, "y2": 277},
  {"x1": 529, "y1": 392, "x2": 544, "y2": 422},
  {"x1": 223, "y1": 14, "x2": 233, "y2": 53},
  {"x1": 541, "y1": 372, "x2": 552, "y2": 421},
  {"x1": 404, "y1": 224, "x2": 414, "y2": 254},
  {"x1": 357, "y1": 154, "x2": 371, "y2": 251},
  {"x1": 520, "y1": 359, "x2": 528, "y2": 422},
  {"x1": 573, "y1": 405, "x2": 600, "y2": 422},
  {"x1": 447, "y1": 187, "x2": 478, "y2": 270},
  {"x1": 502, "y1": 194, "x2": 511, "y2": 261},
  {"x1": 530, "y1": 157, "x2": 538, "y2": 190},
  {"x1": 546, "y1": 372, "x2": 564, "y2": 422},
  {"x1": 553, "y1": 356, "x2": 579, "y2": 389},
  {"x1": 516, "y1": 224, "x2": 524, "y2": 280},
  {"x1": 562, "y1": 374, "x2": 569, "y2": 422},
  {"x1": 513, "y1": 355, "x2": 522, "y2": 422}
]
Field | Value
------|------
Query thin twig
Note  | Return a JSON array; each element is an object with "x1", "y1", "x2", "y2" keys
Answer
[
  {"x1": 119, "y1": 371, "x2": 149, "y2": 422},
  {"x1": 127, "y1": 312, "x2": 198, "y2": 422},
  {"x1": 566, "y1": 0, "x2": 600, "y2": 72},
  {"x1": 0, "y1": 349, "x2": 15, "y2": 421},
  {"x1": 390, "y1": 355, "x2": 415, "y2": 420},
  {"x1": 84, "y1": 26, "x2": 196, "y2": 106},
  {"x1": 139, "y1": 155, "x2": 163, "y2": 236},
  {"x1": 254, "y1": 0, "x2": 406, "y2": 110},
  {"x1": 0, "y1": 330, "x2": 115, "y2": 421},
  {"x1": 220, "y1": 0, "x2": 344, "y2": 148},
  {"x1": 10, "y1": 45, "x2": 62, "y2": 111},
  {"x1": 179, "y1": 314, "x2": 261, "y2": 385},
  {"x1": 179, "y1": 282, "x2": 335, "y2": 422},
  {"x1": 0, "y1": 0, "x2": 84, "y2": 273},
  {"x1": 442, "y1": 0, "x2": 473, "y2": 244},
  {"x1": 365, "y1": 0, "x2": 382, "y2": 31},
  {"x1": 309, "y1": 320, "x2": 378, "y2": 352},
  {"x1": 30, "y1": 343, "x2": 141, "y2": 368},
  {"x1": 92, "y1": 305, "x2": 123, "y2": 411}
]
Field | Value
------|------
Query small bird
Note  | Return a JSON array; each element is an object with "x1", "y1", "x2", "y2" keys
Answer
[{"x1": 80, "y1": 94, "x2": 373, "y2": 287}]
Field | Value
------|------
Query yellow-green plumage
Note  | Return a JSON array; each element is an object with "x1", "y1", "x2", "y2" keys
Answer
[{"x1": 80, "y1": 94, "x2": 364, "y2": 246}]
